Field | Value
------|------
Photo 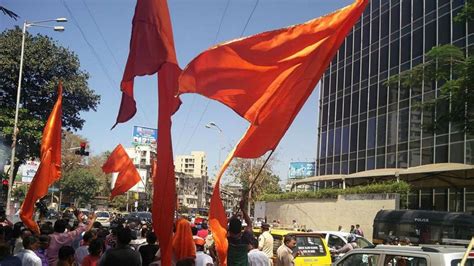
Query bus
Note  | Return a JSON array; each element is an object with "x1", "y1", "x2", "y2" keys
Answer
[{"x1": 373, "y1": 209, "x2": 474, "y2": 246}]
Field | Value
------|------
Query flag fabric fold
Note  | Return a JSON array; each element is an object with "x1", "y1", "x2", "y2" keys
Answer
[
  {"x1": 20, "y1": 82, "x2": 63, "y2": 234},
  {"x1": 114, "y1": 0, "x2": 181, "y2": 265},
  {"x1": 178, "y1": 0, "x2": 368, "y2": 263},
  {"x1": 102, "y1": 144, "x2": 141, "y2": 199}
]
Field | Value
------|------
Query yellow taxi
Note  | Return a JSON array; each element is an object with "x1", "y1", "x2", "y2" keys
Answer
[{"x1": 254, "y1": 228, "x2": 332, "y2": 266}]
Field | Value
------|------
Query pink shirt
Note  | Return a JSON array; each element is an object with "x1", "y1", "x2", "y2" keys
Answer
[
  {"x1": 47, "y1": 223, "x2": 86, "y2": 265},
  {"x1": 197, "y1": 229, "x2": 209, "y2": 239}
]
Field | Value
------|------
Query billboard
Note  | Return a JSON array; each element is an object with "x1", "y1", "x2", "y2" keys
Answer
[
  {"x1": 289, "y1": 162, "x2": 316, "y2": 179},
  {"x1": 111, "y1": 168, "x2": 147, "y2": 193},
  {"x1": 132, "y1": 126, "x2": 157, "y2": 146},
  {"x1": 21, "y1": 160, "x2": 40, "y2": 183}
]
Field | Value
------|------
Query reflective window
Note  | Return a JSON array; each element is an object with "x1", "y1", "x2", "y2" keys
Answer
[
  {"x1": 425, "y1": 21, "x2": 437, "y2": 52},
  {"x1": 380, "y1": 45, "x2": 388, "y2": 72},
  {"x1": 350, "y1": 124, "x2": 358, "y2": 152},
  {"x1": 387, "y1": 112, "x2": 398, "y2": 145},
  {"x1": 390, "y1": 40, "x2": 399, "y2": 68},
  {"x1": 328, "y1": 129, "x2": 334, "y2": 156},
  {"x1": 413, "y1": 28, "x2": 423, "y2": 58},
  {"x1": 425, "y1": 0, "x2": 436, "y2": 13},
  {"x1": 335, "y1": 127, "x2": 342, "y2": 156},
  {"x1": 387, "y1": 153, "x2": 396, "y2": 168},
  {"x1": 450, "y1": 142, "x2": 464, "y2": 164},
  {"x1": 372, "y1": 16, "x2": 379, "y2": 41},
  {"x1": 345, "y1": 64, "x2": 352, "y2": 88},
  {"x1": 370, "y1": 51, "x2": 378, "y2": 78},
  {"x1": 367, "y1": 157, "x2": 375, "y2": 170},
  {"x1": 422, "y1": 147, "x2": 434, "y2": 164},
  {"x1": 352, "y1": 91, "x2": 359, "y2": 116},
  {"x1": 381, "y1": 11, "x2": 389, "y2": 38},
  {"x1": 337, "y1": 253, "x2": 380, "y2": 266},
  {"x1": 346, "y1": 33, "x2": 353, "y2": 57},
  {"x1": 378, "y1": 83, "x2": 388, "y2": 107},
  {"x1": 436, "y1": 145, "x2": 449, "y2": 163},
  {"x1": 329, "y1": 100, "x2": 335, "y2": 123},
  {"x1": 391, "y1": 4, "x2": 400, "y2": 33},
  {"x1": 360, "y1": 88, "x2": 368, "y2": 114},
  {"x1": 438, "y1": 14, "x2": 451, "y2": 45},
  {"x1": 398, "y1": 151, "x2": 408, "y2": 168},
  {"x1": 354, "y1": 27, "x2": 361, "y2": 52},
  {"x1": 363, "y1": 22, "x2": 370, "y2": 48},
  {"x1": 349, "y1": 160, "x2": 357, "y2": 174},
  {"x1": 362, "y1": 55, "x2": 369, "y2": 81},
  {"x1": 336, "y1": 97, "x2": 343, "y2": 121},
  {"x1": 369, "y1": 85, "x2": 377, "y2": 110},
  {"x1": 401, "y1": 0, "x2": 411, "y2": 27},
  {"x1": 358, "y1": 158, "x2": 366, "y2": 172},
  {"x1": 368, "y1": 117, "x2": 376, "y2": 149},
  {"x1": 413, "y1": 0, "x2": 423, "y2": 21},
  {"x1": 453, "y1": 9, "x2": 467, "y2": 41},
  {"x1": 353, "y1": 60, "x2": 361, "y2": 83},
  {"x1": 342, "y1": 126, "x2": 350, "y2": 155},
  {"x1": 398, "y1": 108, "x2": 409, "y2": 142},
  {"x1": 376, "y1": 155, "x2": 385, "y2": 169},
  {"x1": 377, "y1": 115, "x2": 386, "y2": 147},
  {"x1": 400, "y1": 35, "x2": 411, "y2": 64},
  {"x1": 359, "y1": 120, "x2": 367, "y2": 151},
  {"x1": 344, "y1": 95, "x2": 351, "y2": 118},
  {"x1": 322, "y1": 104, "x2": 328, "y2": 126},
  {"x1": 320, "y1": 132, "x2": 327, "y2": 158}
]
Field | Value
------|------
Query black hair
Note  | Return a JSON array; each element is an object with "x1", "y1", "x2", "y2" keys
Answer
[
  {"x1": 88, "y1": 238, "x2": 103, "y2": 256},
  {"x1": 249, "y1": 236, "x2": 258, "y2": 249},
  {"x1": 54, "y1": 219, "x2": 67, "y2": 233},
  {"x1": 228, "y1": 217, "x2": 242, "y2": 235},
  {"x1": 146, "y1": 231, "x2": 157, "y2": 244},
  {"x1": 201, "y1": 223, "x2": 208, "y2": 230},
  {"x1": 191, "y1": 227, "x2": 198, "y2": 236},
  {"x1": 283, "y1": 235, "x2": 296, "y2": 244},
  {"x1": 23, "y1": 235, "x2": 38, "y2": 249},
  {"x1": 58, "y1": 246, "x2": 75, "y2": 261},
  {"x1": 83, "y1": 231, "x2": 95, "y2": 243},
  {"x1": 117, "y1": 227, "x2": 132, "y2": 245}
]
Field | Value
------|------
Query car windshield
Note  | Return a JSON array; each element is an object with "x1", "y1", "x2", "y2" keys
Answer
[
  {"x1": 295, "y1": 235, "x2": 327, "y2": 257},
  {"x1": 96, "y1": 212, "x2": 109, "y2": 218},
  {"x1": 137, "y1": 212, "x2": 151, "y2": 218},
  {"x1": 355, "y1": 236, "x2": 372, "y2": 248}
]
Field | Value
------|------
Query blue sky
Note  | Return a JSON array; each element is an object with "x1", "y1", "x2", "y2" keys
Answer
[{"x1": 1, "y1": 0, "x2": 353, "y2": 183}]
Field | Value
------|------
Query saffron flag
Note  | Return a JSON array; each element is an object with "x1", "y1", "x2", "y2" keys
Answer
[
  {"x1": 20, "y1": 82, "x2": 63, "y2": 234},
  {"x1": 102, "y1": 144, "x2": 141, "y2": 199},
  {"x1": 114, "y1": 0, "x2": 181, "y2": 264},
  {"x1": 179, "y1": 0, "x2": 368, "y2": 263}
]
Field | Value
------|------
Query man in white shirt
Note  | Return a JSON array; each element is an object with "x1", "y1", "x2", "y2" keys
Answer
[
  {"x1": 15, "y1": 235, "x2": 42, "y2": 266},
  {"x1": 258, "y1": 223, "x2": 274, "y2": 264},
  {"x1": 194, "y1": 237, "x2": 213, "y2": 266},
  {"x1": 248, "y1": 236, "x2": 270, "y2": 266}
]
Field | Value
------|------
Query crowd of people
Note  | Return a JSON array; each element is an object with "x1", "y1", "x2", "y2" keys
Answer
[{"x1": 0, "y1": 199, "x2": 306, "y2": 266}]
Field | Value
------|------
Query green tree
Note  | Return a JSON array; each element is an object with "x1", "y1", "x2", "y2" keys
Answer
[
  {"x1": 61, "y1": 168, "x2": 99, "y2": 207},
  {"x1": 12, "y1": 184, "x2": 28, "y2": 202},
  {"x1": 387, "y1": 1, "x2": 474, "y2": 133},
  {"x1": 0, "y1": 28, "x2": 100, "y2": 178},
  {"x1": 227, "y1": 156, "x2": 281, "y2": 205}
]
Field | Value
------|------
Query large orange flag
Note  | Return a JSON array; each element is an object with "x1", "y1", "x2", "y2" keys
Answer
[
  {"x1": 102, "y1": 144, "x2": 141, "y2": 199},
  {"x1": 178, "y1": 0, "x2": 368, "y2": 263},
  {"x1": 20, "y1": 82, "x2": 63, "y2": 234},
  {"x1": 114, "y1": 0, "x2": 180, "y2": 264}
]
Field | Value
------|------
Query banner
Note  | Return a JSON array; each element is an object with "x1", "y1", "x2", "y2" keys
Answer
[
  {"x1": 132, "y1": 126, "x2": 157, "y2": 146},
  {"x1": 289, "y1": 162, "x2": 316, "y2": 179},
  {"x1": 21, "y1": 161, "x2": 40, "y2": 183}
]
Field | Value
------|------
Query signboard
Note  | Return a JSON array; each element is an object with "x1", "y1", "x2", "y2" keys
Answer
[
  {"x1": 289, "y1": 162, "x2": 315, "y2": 179},
  {"x1": 132, "y1": 126, "x2": 157, "y2": 146},
  {"x1": 111, "y1": 168, "x2": 147, "y2": 193},
  {"x1": 21, "y1": 161, "x2": 40, "y2": 183}
]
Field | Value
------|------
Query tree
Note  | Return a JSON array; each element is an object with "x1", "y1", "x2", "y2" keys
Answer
[
  {"x1": 12, "y1": 184, "x2": 28, "y2": 203},
  {"x1": 227, "y1": 155, "x2": 281, "y2": 205},
  {"x1": 387, "y1": 1, "x2": 474, "y2": 133},
  {"x1": 0, "y1": 28, "x2": 100, "y2": 179},
  {"x1": 61, "y1": 168, "x2": 100, "y2": 207}
]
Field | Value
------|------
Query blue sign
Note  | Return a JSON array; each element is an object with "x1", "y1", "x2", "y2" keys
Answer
[
  {"x1": 289, "y1": 162, "x2": 316, "y2": 179},
  {"x1": 132, "y1": 126, "x2": 157, "y2": 146}
]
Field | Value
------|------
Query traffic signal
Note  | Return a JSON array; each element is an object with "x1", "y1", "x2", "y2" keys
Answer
[
  {"x1": 75, "y1": 142, "x2": 89, "y2": 156},
  {"x1": 2, "y1": 179, "x2": 8, "y2": 193}
]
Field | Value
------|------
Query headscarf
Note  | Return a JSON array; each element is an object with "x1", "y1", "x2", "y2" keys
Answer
[{"x1": 172, "y1": 218, "x2": 196, "y2": 261}]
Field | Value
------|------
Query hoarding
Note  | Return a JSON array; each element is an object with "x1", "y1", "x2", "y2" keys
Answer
[
  {"x1": 21, "y1": 161, "x2": 40, "y2": 183},
  {"x1": 132, "y1": 126, "x2": 157, "y2": 146},
  {"x1": 288, "y1": 162, "x2": 316, "y2": 179},
  {"x1": 111, "y1": 168, "x2": 147, "y2": 193}
]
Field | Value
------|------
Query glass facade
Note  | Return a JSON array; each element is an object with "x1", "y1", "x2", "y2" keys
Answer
[{"x1": 317, "y1": 0, "x2": 474, "y2": 176}]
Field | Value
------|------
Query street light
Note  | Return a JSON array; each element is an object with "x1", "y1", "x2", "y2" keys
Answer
[
  {"x1": 205, "y1": 121, "x2": 224, "y2": 167},
  {"x1": 6, "y1": 18, "x2": 67, "y2": 215}
]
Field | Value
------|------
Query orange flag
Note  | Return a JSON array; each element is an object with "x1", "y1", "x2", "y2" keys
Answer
[
  {"x1": 102, "y1": 144, "x2": 141, "y2": 199},
  {"x1": 20, "y1": 82, "x2": 63, "y2": 234},
  {"x1": 178, "y1": 0, "x2": 368, "y2": 263},
  {"x1": 114, "y1": 0, "x2": 181, "y2": 264}
]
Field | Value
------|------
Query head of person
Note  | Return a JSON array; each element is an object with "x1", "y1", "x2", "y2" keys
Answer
[
  {"x1": 261, "y1": 223, "x2": 270, "y2": 232},
  {"x1": 350, "y1": 225, "x2": 355, "y2": 230},
  {"x1": 191, "y1": 226, "x2": 198, "y2": 236},
  {"x1": 117, "y1": 227, "x2": 133, "y2": 246},
  {"x1": 38, "y1": 235, "x2": 50, "y2": 250},
  {"x1": 391, "y1": 236, "x2": 400, "y2": 245},
  {"x1": 338, "y1": 225, "x2": 342, "y2": 231},
  {"x1": 200, "y1": 223, "x2": 208, "y2": 230},
  {"x1": 92, "y1": 221, "x2": 102, "y2": 229},
  {"x1": 146, "y1": 231, "x2": 157, "y2": 245},
  {"x1": 194, "y1": 237, "x2": 205, "y2": 252},
  {"x1": 284, "y1": 235, "x2": 297, "y2": 249},
  {"x1": 347, "y1": 234, "x2": 357, "y2": 243},
  {"x1": 228, "y1": 217, "x2": 242, "y2": 235},
  {"x1": 0, "y1": 243, "x2": 10, "y2": 260},
  {"x1": 356, "y1": 224, "x2": 360, "y2": 229},
  {"x1": 58, "y1": 246, "x2": 75, "y2": 265},
  {"x1": 54, "y1": 219, "x2": 68, "y2": 233},
  {"x1": 20, "y1": 229, "x2": 32, "y2": 239},
  {"x1": 88, "y1": 238, "x2": 104, "y2": 257},
  {"x1": 292, "y1": 220, "x2": 296, "y2": 223},
  {"x1": 248, "y1": 236, "x2": 259, "y2": 251},
  {"x1": 82, "y1": 230, "x2": 96, "y2": 245},
  {"x1": 23, "y1": 235, "x2": 39, "y2": 251}
]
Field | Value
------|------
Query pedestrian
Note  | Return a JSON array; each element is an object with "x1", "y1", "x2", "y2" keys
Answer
[
  {"x1": 0, "y1": 242, "x2": 21, "y2": 265},
  {"x1": 292, "y1": 220, "x2": 298, "y2": 231},
  {"x1": 75, "y1": 230, "x2": 96, "y2": 265},
  {"x1": 349, "y1": 225, "x2": 355, "y2": 234},
  {"x1": 47, "y1": 211, "x2": 96, "y2": 265},
  {"x1": 82, "y1": 238, "x2": 103, "y2": 266},
  {"x1": 13, "y1": 228, "x2": 32, "y2": 254},
  {"x1": 15, "y1": 235, "x2": 42, "y2": 266},
  {"x1": 194, "y1": 237, "x2": 213, "y2": 266},
  {"x1": 57, "y1": 246, "x2": 75, "y2": 266},
  {"x1": 258, "y1": 223, "x2": 273, "y2": 265},
  {"x1": 138, "y1": 231, "x2": 159, "y2": 266},
  {"x1": 354, "y1": 224, "x2": 364, "y2": 236},
  {"x1": 227, "y1": 200, "x2": 253, "y2": 266},
  {"x1": 276, "y1": 235, "x2": 300, "y2": 266},
  {"x1": 99, "y1": 227, "x2": 142, "y2": 266},
  {"x1": 337, "y1": 225, "x2": 343, "y2": 232},
  {"x1": 197, "y1": 223, "x2": 209, "y2": 239},
  {"x1": 35, "y1": 235, "x2": 50, "y2": 266},
  {"x1": 331, "y1": 234, "x2": 358, "y2": 255},
  {"x1": 248, "y1": 237, "x2": 270, "y2": 266}
]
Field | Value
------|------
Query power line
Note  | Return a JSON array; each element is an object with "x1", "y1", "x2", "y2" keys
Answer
[{"x1": 178, "y1": 0, "x2": 260, "y2": 154}]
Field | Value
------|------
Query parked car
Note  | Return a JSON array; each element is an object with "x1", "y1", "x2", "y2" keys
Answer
[
  {"x1": 95, "y1": 211, "x2": 111, "y2": 227},
  {"x1": 334, "y1": 245, "x2": 474, "y2": 266},
  {"x1": 316, "y1": 231, "x2": 373, "y2": 262},
  {"x1": 125, "y1": 211, "x2": 152, "y2": 225}
]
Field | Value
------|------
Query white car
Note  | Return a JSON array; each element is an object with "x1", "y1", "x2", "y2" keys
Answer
[
  {"x1": 316, "y1": 231, "x2": 373, "y2": 250},
  {"x1": 95, "y1": 211, "x2": 111, "y2": 227}
]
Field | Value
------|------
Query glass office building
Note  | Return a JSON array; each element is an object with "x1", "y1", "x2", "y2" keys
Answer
[{"x1": 315, "y1": 0, "x2": 474, "y2": 211}]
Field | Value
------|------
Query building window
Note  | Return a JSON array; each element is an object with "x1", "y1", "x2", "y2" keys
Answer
[{"x1": 438, "y1": 14, "x2": 451, "y2": 45}]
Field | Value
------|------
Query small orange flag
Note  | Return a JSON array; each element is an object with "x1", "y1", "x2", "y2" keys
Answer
[
  {"x1": 102, "y1": 144, "x2": 141, "y2": 199},
  {"x1": 20, "y1": 82, "x2": 63, "y2": 234},
  {"x1": 179, "y1": 0, "x2": 368, "y2": 263}
]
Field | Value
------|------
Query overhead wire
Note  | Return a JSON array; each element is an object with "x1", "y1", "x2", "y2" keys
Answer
[
  {"x1": 178, "y1": 0, "x2": 260, "y2": 154},
  {"x1": 60, "y1": 0, "x2": 152, "y2": 127}
]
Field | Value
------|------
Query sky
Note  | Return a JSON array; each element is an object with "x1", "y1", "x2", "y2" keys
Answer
[{"x1": 1, "y1": 0, "x2": 354, "y2": 183}]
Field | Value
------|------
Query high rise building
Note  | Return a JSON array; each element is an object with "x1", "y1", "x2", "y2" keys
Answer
[
  {"x1": 297, "y1": 0, "x2": 474, "y2": 212},
  {"x1": 175, "y1": 151, "x2": 208, "y2": 178}
]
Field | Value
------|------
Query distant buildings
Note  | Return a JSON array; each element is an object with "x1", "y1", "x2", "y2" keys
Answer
[{"x1": 175, "y1": 151, "x2": 208, "y2": 178}]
